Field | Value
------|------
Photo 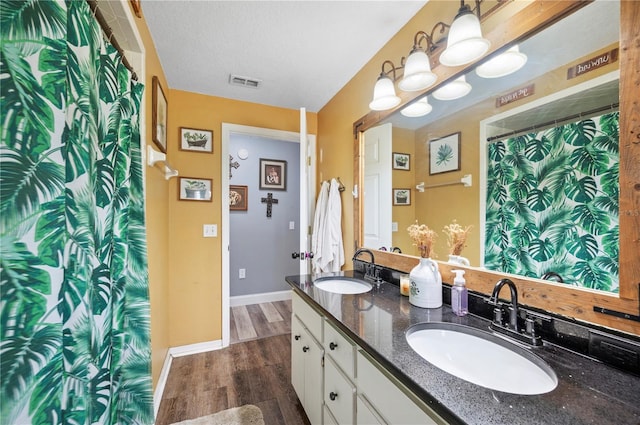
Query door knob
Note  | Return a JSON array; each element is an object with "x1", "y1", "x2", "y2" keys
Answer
[
  {"x1": 329, "y1": 391, "x2": 338, "y2": 401},
  {"x1": 329, "y1": 342, "x2": 338, "y2": 350},
  {"x1": 294, "y1": 335, "x2": 301, "y2": 340},
  {"x1": 292, "y1": 252, "x2": 300, "y2": 259},
  {"x1": 302, "y1": 346, "x2": 309, "y2": 352}
]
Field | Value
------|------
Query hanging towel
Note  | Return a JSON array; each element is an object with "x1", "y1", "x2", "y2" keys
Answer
[
  {"x1": 311, "y1": 180, "x2": 330, "y2": 274},
  {"x1": 319, "y1": 178, "x2": 345, "y2": 272}
]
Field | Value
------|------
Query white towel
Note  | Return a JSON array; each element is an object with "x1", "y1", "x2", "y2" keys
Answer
[
  {"x1": 311, "y1": 180, "x2": 330, "y2": 274},
  {"x1": 319, "y1": 178, "x2": 344, "y2": 272}
]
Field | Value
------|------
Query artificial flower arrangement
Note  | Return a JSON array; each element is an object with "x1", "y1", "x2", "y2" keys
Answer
[
  {"x1": 443, "y1": 220, "x2": 473, "y2": 256},
  {"x1": 407, "y1": 221, "x2": 437, "y2": 258}
]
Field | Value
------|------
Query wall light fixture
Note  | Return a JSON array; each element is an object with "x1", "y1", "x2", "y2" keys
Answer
[
  {"x1": 369, "y1": 60, "x2": 403, "y2": 111},
  {"x1": 439, "y1": 0, "x2": 490, "y2": 67}
]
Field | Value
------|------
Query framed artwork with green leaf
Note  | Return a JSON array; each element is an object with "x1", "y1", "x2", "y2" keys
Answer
[{"x1": 429, "y1": 132, "x2": 461, "y2": 174}]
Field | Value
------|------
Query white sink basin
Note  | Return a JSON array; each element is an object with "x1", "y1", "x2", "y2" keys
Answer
[
  {"x1": 406, "y1": 322, "x2": 557, "y2": 395},
  {"x1": 313, "y1": 277, "x2": 373, "y2": 294}
]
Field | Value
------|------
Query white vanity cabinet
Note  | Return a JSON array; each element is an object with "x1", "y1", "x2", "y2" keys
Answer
[
  {"x1": 291, "y1": 291, "x2": 448, "y2": 425},
  {"x1": 291, "y1": 293, "x2": 324, "y2": 425}
]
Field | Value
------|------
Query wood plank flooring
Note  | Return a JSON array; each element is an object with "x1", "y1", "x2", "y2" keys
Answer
[{"x1": 155, "y1": 300, "x2": 309, "y2": 425}]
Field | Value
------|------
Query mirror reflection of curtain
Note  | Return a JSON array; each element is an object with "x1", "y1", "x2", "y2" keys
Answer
[
  {"x1": 1, "y1": 1, "x2": 153, "y2": 423},
  {"x1": 485, "y1": 112, "x2": 619, "y2": 293}
]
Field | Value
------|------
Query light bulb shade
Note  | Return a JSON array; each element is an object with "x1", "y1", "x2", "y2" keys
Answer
[
  {"x1": 439, "y1": 8, "x2": 490, "y2": 67},
  {"x1": 369, "y1": 75, "x2": 401, "y2": 111},
  {"x1": 398, "y1": 50, "x2": 437, "y2": 92},
  {"x1": 475, "y1": 45, "x2": 528, "y2": 78},
  {"x1": 432, "y1": 75, "x2": 472, "y2": 101},
  {"x1": 401, "y1": 97, "x2": 433, "y2": 117}
]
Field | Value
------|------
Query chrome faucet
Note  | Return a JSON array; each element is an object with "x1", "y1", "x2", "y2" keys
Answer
[{"x1": 489, "y1": 278, "x2": 519, "y2": 332}]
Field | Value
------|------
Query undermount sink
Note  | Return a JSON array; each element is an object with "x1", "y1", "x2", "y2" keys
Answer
[
  {"x1": 406, "y1": 322, "x2": 557, "y2": 395},
  {"x1": 313, "y1": 276, "x2": 373, "y2": 294}
]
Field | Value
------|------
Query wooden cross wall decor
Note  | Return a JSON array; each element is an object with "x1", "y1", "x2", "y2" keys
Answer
[{"x1": 261, "y1": 192, "x2": 279, "y2": 217}]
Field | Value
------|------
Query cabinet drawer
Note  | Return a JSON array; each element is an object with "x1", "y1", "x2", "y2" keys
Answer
[
  {"x1": 324, "y1": 320, "x2": 355, "y2": 379},
  {"x1": 325, "y1": 357, "x2": 355, "y2": 425},
  {"x1": 292, "y1": 292, "x2": 323, "y2": 341},
  {"x1": 357, "y1": 350, "x2": 443, "y2": 425}
]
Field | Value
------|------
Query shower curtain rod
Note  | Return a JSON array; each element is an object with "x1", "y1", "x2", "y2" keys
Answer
[
  {"x1": 86, "y1": 0, "x2": 139, "y2": 81},
  {"x1": 486, "y1": 102, "x2": 619, "y2": 142}
]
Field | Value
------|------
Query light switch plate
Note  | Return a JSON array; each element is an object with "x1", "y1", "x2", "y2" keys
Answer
[
  {"x1": 289, "y1": 221, "x2": 295, "y2": 230},
  {"x1": 392, "y1": 222, "x2": 398, "y2": 232},
  {"x1": 203, "y1": 224, "x2": 217, "y2": 237}
]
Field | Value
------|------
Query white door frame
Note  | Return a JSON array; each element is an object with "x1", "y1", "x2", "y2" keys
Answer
[{"x1": 221, "y1": 123, "x2": 316, "y2": 347}]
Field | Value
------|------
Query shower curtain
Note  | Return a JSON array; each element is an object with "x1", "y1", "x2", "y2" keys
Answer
[
  {"x1": 1, "y1": 1, "x2": 153, "y2": 423},
  {"x1": 484, "y1": 112, "x2": 619, "y2": 293}
]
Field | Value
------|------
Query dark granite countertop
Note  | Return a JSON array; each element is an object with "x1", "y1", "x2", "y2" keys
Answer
[{"x1": 286, "y1": 271, "x2": 640, "y2": 425}]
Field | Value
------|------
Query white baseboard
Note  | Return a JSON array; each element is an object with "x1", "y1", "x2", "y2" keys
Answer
[
  {"x1": 230, "y1": 289, "x2": 292, "y2": 307},
  {"x1": 153, "y1": 339, "x2": 225, "y2": 419},
  {"x1": 153, "y1": 351, "x2": 173, "y2": 417}
]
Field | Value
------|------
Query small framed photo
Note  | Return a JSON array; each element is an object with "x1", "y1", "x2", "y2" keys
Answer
[
  {"x1": 259, "y1": 158, "x2": 287, "y2": 191},
  {"x1": 429, "y1": 132, "x2": 461, "y2": 175},
  {"x1": 178, "y1": 177, "x2": 212, "y2": 202},
  {"x1": 393, "y1": 188, "x2": 411, "y2": 206},
  {"x1": 229, "y1": 185, "x2": 248, "y2": 211},
  {"x1": 152, "y1": 76, "x2": 168, "y2": 153},
  {"x1": 180, "y1": 127, "x2": 213, "y2": 153},
  {"x1": 393, "y1": 152, "x2": 410, "y2": 170}
]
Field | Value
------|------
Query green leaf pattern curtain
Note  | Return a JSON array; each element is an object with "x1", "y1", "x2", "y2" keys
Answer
[
  {"x1": 485, "y1": 112, "x2": 619, "y2": 293},
  {"x1": 1, "y1": 1, "x2": 153, "y2": 423}
]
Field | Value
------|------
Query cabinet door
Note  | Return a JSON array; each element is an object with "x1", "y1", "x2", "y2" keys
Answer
[
  {"x1": 356, "y1": 395, "x2": 385, "y2": 425},
  {"x1": 291, "y1": 316, "x2": 306, "y2": 402},
  {"x1": 357, "y1": 350, "x2": 444, "y2": 425},
  {"x1": 304, "y1": 334, "x2": 324, "y2": 425},
  {"x1": 325, "y1": 356, "x2": 355, "y2": 425}
]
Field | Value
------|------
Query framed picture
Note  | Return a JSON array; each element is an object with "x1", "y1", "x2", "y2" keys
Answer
[
  {"x1": 393, "y1": 152, "x2": 410, "y2": 170},
  {"x1": 178, "y1": 177, "x2": 212, "y2": 202},
  {"x1": 229, "y1": 185, "x2": 248, "y2": 211},
  {"x1": 429, "y1": 132, "x2": 461, "y2": 175},
  {"x1": 180, "y1": 127, "x2": 213, "y2": 153},
  {"x1": 152, "y1": 76, "x2": 168, "y2": 153},
  {"x1": 259, "y1": 158, "x2": 287, "y2": 191},
  {"x1": 393, "y1": 188, "x2": 411, "y2": 206}
]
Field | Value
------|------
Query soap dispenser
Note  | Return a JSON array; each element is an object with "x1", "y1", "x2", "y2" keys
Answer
[{"x1": 451, "y1": 270, "x2": 468, "y2": 316}]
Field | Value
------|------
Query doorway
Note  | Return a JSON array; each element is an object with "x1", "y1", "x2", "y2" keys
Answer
[{"x1": 221, "y1": 123, "x2": 315, "y2": 347}]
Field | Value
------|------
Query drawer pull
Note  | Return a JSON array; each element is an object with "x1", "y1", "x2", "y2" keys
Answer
[
  {"x1": 302, "y1": 346, "x2": 309, "y2": 352},
  {"x1": 294, "y1": 335, "x2": 301, "y2": 340},
  {"x1": 329, "y1": 342, "x2": 338, "y2": 350},
  {"x1": 329, "y1": 391, "x2": 338, "y2": 401}
]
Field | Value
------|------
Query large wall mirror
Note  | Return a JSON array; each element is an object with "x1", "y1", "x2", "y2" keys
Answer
[{"x1": 354, "y1": 0, "x2": 639, "y2": 334}]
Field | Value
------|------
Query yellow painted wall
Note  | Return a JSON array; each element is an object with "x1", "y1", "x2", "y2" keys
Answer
[
  {"x1": 166, "y1": 90, "x2": 317, "y2": 346},
  {"x1": 131, "y1": 5, "x2": 171, "y2": 388}
]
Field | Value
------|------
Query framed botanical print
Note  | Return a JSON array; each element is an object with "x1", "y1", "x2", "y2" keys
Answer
[{"x1": 429, "y1": 132, "x2": 461, "y2": 175}]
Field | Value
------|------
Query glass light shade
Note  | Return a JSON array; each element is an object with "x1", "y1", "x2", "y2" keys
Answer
[
  {"x1": 398, "y1": 50, "x2": 437, "y2": 92},
  {"x1": 401, "y1": 97, "x2": 433, "y2": 118},
  {"x1": 369, "y1": 75, "x2": 401, "y2": 111},
  {"x1": 432, "y1": 76, "x2": 472, "y2": 101},
  {"x1": 439, "y1": 8, "x2": 490, "y2": 67},
  {"x1": 475, "y1": 45, "x2": 528, "y2": 78}
]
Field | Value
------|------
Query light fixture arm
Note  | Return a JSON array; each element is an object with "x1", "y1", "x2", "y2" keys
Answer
[{"x1": 379, "y1": 59, "x2": 403, "y2": 82}]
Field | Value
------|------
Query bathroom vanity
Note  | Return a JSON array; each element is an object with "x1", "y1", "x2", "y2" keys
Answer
[{"x1": 286, "y1": 272, "x2": 640, "y2": 425}]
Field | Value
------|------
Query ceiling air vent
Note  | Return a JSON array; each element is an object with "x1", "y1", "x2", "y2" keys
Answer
[{"x1": 229, "y1": 74, "x2": 262, "y2": 89}]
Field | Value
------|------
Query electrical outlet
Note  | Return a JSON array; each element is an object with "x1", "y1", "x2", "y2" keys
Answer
[
  {"x1": 203, "y1": 224, "x2": 217, "y2": 237},
  {"x1": 392, "y1": 222, "x2": 398, "y2": 232},
  {"x1": 239, "y1": 268, "x2": 246, "y2": 279}
]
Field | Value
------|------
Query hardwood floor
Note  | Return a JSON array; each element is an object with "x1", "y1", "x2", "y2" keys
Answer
[{"x1": 155, "y1": 300, "x2": 309, "y2": 425}]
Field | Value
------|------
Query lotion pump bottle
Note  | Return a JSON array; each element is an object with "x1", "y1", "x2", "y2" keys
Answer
[{"x1": 451, "y1": 270, "x2": 468, "y2": 316}]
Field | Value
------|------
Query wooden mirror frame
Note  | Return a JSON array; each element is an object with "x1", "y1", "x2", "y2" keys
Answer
[{"x1": 353, "y1": 1, "x2": 640, "y2": 335}]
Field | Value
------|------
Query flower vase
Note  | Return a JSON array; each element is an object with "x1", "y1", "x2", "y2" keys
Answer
[
  {"x1": 448, "y1": 254, "x2": 470, "y2": 266},
  {"x1": 409, "y1": 258, "x2": 443, "y2": 308}
]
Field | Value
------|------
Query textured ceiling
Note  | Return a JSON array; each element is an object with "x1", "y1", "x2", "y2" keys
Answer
[{"x1": 142, "y1": 1, "x2": 428, "y2": 112}]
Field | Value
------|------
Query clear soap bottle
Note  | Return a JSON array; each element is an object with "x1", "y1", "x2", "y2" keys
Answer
[{"x1": 451, "y1": 270, "x2": 468, "y2": 316}]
